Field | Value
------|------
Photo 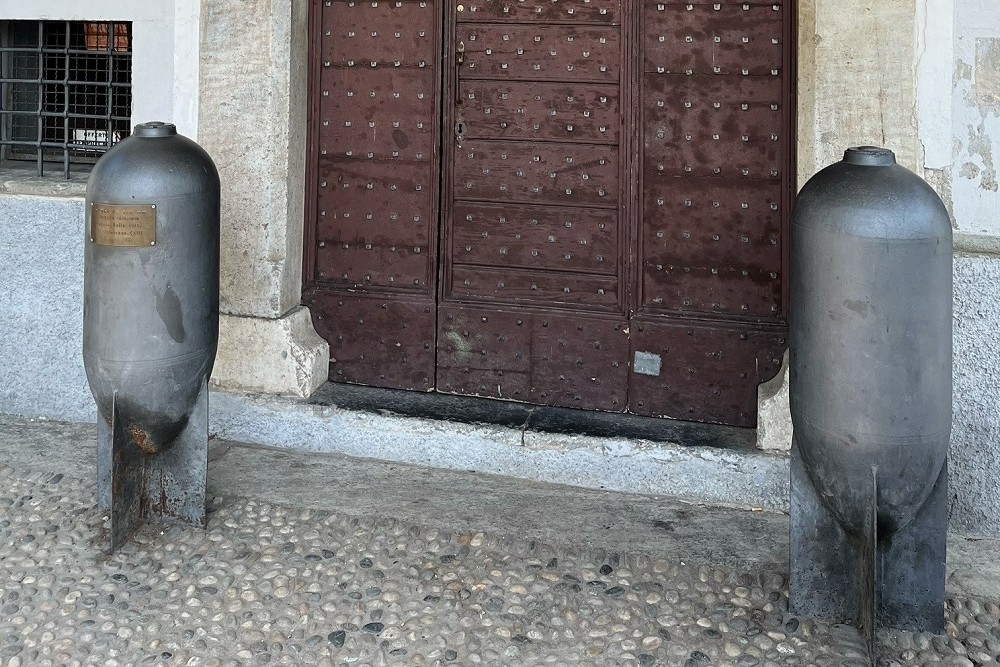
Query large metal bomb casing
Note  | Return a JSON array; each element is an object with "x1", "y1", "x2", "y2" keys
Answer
[
  {"x1": 789, "y1": 147, "x2": 952, "y2": 538},
  {"x1": 83, "y1": 122, "x2": 220, "y2": 454}
]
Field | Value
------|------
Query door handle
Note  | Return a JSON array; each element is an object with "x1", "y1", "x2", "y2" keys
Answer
[
  {"x1": 455, "y1": 40, "x2": 465, "y2": 109},
  {"x1": 455, "y1": 40, "x2": 466, "y2": 144}
]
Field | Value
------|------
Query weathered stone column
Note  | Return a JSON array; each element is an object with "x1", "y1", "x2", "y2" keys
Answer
[
  {"x1": 757, "y1": 0, "x2": 934, "y2": 448},
  {"x1": 198, "y1": 0, "x2": 329, "y2": 397},
  {"x1": 797, "y1": 0, "x2": 922, "y2": 179}
]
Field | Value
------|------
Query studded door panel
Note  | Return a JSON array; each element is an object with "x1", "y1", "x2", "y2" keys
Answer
[
  {"x1": 437, "y1": 305, "x2": 629, "y2": 410},
  {"x1": 641, "y1": 178, "x2": 781, "y2": 315},
  {"x1": 316, "y1": 159, "x2": 432, "y2": 251},
  {"x1": 631, "y1": 0, "x2": 790, "y2": 423},
  {"x1": 640, "y1": 0, "x2": 786, "y2": 320},
  {"x1": 451, "y1": 203, "x2": 618, "y2": 272},
  {"x1": 440, "y1": 0, "x2": 629, "y2": 410},
  {"x1": 306, "y1": 0, "x2": 794, "y2": 425},
  {"x1": 459, "y1": 26, "x2": 620, "y2": 81},
  {"x1": 643, "y1": 75, "x2": 783, "y2": 180},
  {"x1": 326, "y1": 0, "x2": 435, "y2": 63},
  {"x1": 629, "y1": 318, "x2": 786, "y2": 426},
  {"x1": 321, "y1": 70, "x2": 436, "y2": 159},
  {"x1": 309, "y1": 292, "x2": 436, "y2": 390},
  {"x1": 450, "y1": 267, "x2": 620, "y2": 307},
  {"x1": 454, "y1": 142, "x2": 619, "y2": 206},
  {"x1": 305, "y1": 0, "x2": 440, "y2": 390},
  {"x1": 457, "y1": 0, "x2": 621, "y2": 23},
  {"x1": 459, "y1": 82, "x2": 620, "y2": 143},
  {"x1": 643, "y1": 4, "x2": 783, "y2": 75}
]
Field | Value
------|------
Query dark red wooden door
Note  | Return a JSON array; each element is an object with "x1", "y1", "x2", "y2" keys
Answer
[
  {"x1": 305, "y1": 0, "x2": 792, "y2": 426},
  {"x1": 303, "y1": 0, "x2": 442, "y2": 391},
  {"x1": 629, "y1": 0, "x2": 790, "y2": 425},
  {"x1": 437, "y1": 0, "x2": 632, "y2": 410}
]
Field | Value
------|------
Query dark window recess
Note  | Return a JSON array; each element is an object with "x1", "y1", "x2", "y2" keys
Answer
[{"x1": 0, "y1": 20, "x2": 133, "y2": 178}]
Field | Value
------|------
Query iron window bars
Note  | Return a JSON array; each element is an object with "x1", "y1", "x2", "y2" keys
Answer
[{"x1": 0, "y1": 20, "x2": 132, "y2": 178}]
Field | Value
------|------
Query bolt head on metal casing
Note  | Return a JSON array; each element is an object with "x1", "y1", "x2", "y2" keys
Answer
[{"x1": 789, "y1": 146, "x2": 952, "y2": 537}]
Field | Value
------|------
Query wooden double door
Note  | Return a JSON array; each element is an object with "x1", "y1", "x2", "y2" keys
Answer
[{"x1": 303, "y1": 0, "x2": 793, "y2": 426}]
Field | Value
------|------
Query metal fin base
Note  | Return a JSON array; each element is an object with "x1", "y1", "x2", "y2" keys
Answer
[
  {"x1": 97, "y1": 381, "x2": 209, "y2": 553},
  {"x1": 789, "y1": 437, "x2": 947, "y2": 641}
]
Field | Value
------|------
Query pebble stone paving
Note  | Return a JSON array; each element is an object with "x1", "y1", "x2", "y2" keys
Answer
[{"x1": 0, "y1": 462, "x2": 998, "y2": 666}]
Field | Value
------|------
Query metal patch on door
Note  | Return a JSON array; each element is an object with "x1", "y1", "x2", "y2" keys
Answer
[
  {"x1": 91, "y1": 203, "x2": 157, "y2": 247},
  {"x1": 633, "y1": 351, "x2": 662, "y2": 376}
]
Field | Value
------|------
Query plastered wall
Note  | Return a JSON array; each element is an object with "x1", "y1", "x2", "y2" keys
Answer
[{"x1": 951, "y1": 0, "x2": 1000, "y2": 236}]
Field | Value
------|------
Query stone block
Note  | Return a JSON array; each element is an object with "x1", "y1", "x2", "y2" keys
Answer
[
  {"x1": 211, "y1": 306, "x2": 329, "y2": 398},
  {"x1": 757, "y1": 350, "x2": 792, "y2": 452}
]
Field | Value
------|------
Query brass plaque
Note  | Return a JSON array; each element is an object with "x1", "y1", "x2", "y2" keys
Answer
[{"x1": 91, "y1": 203, "x2": 157, "y2": 247}]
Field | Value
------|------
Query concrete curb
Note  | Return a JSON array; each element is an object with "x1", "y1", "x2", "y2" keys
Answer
[{"x1": 208, "y1": 390, "x2": 792, "y2": 513}]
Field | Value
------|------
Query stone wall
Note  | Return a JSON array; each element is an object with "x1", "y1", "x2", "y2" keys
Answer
[
  {"x1": 944, "y1": 0, "x2": 1000, "y2": 535},
  {"x1": 0, "y1": 196, "x2": 95, "y2": 423},
  {"x1": 950, "y1": 254, "x2": 1000, "y2": 535},
  {"x1": 796, "y1": 0, "x2": 922, "y2": 185}
]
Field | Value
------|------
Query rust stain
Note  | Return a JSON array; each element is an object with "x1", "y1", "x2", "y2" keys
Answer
[
  {"x1": 159, "y1": 477, "x2": 169, "y2": 514},
  {"x1": 127, "y1": 423, "x2": 160, "y2": 455}
]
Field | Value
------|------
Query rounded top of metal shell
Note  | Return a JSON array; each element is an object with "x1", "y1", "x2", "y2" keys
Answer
[
  {"x1": 843, "y1": 145, "x2": 896, "y2": 167},
  {"x1": 133, "y1": 121, "x2": 177, "y2": 138}
]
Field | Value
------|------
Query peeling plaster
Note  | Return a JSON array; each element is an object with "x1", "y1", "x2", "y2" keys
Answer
[
  {"x1": 951, "y1": 31, "x2": 1000, "y2": 236},
  {"x1": 956, "y1": 59, "x2": 974, "y2": 82},
  {"x1": 916, "y1": 0, "x2": 954, "y2": 169},
  {"x1": 967, "y1": 121, "x2": 999, "y2": 191},
  {"x1": 976, "y1": 39, "x2": 1000, "y2": 112},
  {"x1": 960, "y1": 162, "x2": 982, "y2": 179}
]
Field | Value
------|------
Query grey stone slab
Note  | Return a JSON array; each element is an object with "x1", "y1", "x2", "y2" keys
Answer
[
  {"x1": 949, "y1": 254, "x2": 1000, "y2": 537},
  {"x1": 0, "y1": 195, "x2": 95, "y2": 423},
  {"x1": 209, "y1": 391, "x2": 793, "y2": 513},
  {"x1": 206, "y1": 439, "x2": 789, "y2": 570}
]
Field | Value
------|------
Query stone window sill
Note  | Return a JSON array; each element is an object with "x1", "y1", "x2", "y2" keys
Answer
[{"x1": 0, "y1": 162, "x2": 88, "y2": 198}]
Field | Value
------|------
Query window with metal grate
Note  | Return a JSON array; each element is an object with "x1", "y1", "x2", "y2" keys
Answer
[{"x1": 0, "y1": 20, "x2": 133, "y2": 178}]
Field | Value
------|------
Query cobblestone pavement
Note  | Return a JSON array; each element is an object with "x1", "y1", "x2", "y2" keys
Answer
[{"x1": 1, "y1": 418, "x2": 999, "y2": 667}]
